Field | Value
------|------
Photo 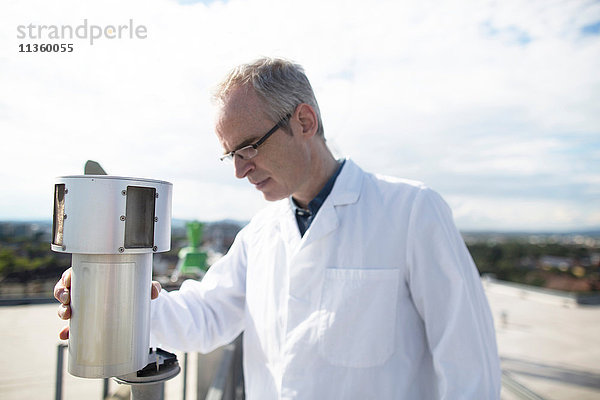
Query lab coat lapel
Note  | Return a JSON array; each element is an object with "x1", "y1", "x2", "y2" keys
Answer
[
  {"x1": 301, "y1": 159, "x2": 362, "y2": 249},
  {"x1": 279, "y1": 202, "x2": 302, "y2": 256},
  {"x1": 301, "y1": 200, "x2": 338, "y2": 247}
]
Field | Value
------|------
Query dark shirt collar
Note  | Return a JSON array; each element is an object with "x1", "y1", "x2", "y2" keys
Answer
[{"x1": 290, "y1": 159, "x2": 346, "y2": 236}]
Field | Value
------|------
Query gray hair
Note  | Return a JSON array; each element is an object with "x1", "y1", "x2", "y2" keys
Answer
[{"x1": 213, "y1": 57, "x2": 324, "y2": 137}]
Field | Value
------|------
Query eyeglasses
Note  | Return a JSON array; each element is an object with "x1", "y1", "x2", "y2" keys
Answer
[{"x1": 219, "y1": 114, "x2": 291, "y2": 163}]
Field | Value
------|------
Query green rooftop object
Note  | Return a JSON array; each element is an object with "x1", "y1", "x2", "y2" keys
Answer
[{"x1": 173, "y1": 221, "x2": 208, "y2": 279}]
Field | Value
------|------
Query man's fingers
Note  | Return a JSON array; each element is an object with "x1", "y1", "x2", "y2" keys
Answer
[
  {"x1": 53, "y1": 281, "x2": 63, "y2": 303},
  {"x1": 151, "y1": 281, "x2": 162, "y2": 300},
  {"x1": 56, "y1": 269, "x2": 72, "y2": 340},
  {"x1": 58, "y1": 289, "x2": 70, "y2": 305},
  {"x1": 59, "y1": 326, "x2": 70, "y2": 340},
  {"x1": 62, "y1": 268, "x2": 72, "y2": 288},
  {"x1": 54, "y1": 268, "x2": 72, "y2": 304},
  {"x1": 58, "y1": 304, "x2": 71, "y2": 320},
  {"x1": 53, "y1": 283, "x2": 70, "y2": 305}
]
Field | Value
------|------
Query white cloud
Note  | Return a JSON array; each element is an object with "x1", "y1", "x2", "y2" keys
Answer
[{"x1": 447, "y1": 194, "x2": 600, "y2": 232}]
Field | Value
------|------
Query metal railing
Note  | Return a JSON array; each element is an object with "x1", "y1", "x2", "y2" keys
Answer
[
  {"x1": 57, "y1": 338, "x2": 554, "y2": 400},
  {"x1": 55, "y1": 344, "x2": 67, "y2": 400},
  {"x1": 55, "y1": 344, "x2": 111, "y2": 400},
  {"x1": 501, "y1": 370, "x2": 546, "y2": 400},
  {"x1": 204, "y1": 336, "x2": 244, "y2": 400},
  {"x1": 55, "y1": 336, "x2": 244, "y2": 400}
]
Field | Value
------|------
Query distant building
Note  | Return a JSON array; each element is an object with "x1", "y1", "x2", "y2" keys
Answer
[
  {"x1": 0, "y1": 222, "x2": 52, "y2": 242},
  {"x1": 539, "y1": 255, "x2": 573, "y2": 271},
  {"x1": 204, "y1": 221, "x2": 244, "y2": 254}
]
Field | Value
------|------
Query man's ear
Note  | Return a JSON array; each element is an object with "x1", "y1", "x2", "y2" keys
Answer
[{"x1": 295, "y1": 103, "x2": 319, "y2": 139}]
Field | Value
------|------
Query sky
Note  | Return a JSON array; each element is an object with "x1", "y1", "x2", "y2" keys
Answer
[{"x1": 0, "y1": 0, "x2": 599, "y2": 232}]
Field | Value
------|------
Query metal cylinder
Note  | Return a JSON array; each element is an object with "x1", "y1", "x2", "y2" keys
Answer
[
  {"x1": 68, "y1": 253, "x2": 152, "y2": 378},
  {"x1": 51, "y1": 175, "x2": 173, "y2": 379},
  {"x1": 51, "y1": 175, "x2": 172, "y2": 255}
]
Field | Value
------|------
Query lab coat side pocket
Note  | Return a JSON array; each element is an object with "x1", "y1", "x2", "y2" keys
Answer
[{"x1": 318, "y1": 268, "x2": 400, "y2": 368}]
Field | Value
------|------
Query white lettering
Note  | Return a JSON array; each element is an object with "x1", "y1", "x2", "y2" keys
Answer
[
  {"x1": 16, "y1": 25, "x2": 26, "y2": 39},
  {"x1": 61, "y1": 25, "x2": 74, "y2": 40},
  {"x1": 135, "y1": 25, "x2": 147, "y2": 39},
  {"x1": 105, "y1": 25, "x2": 116, "y2": 39},
  {"x1": 89, "y1": 25, "x2": 102, "y2": 45},
  {"x1": 118, "y1": 24, "x2": 128, "y2": 38},
  {"x1": 75, "y1": 19, "x2": 89, "y2": 39},
  {"x1": 27, "y1": 24, "x2": 36, "y2": 38},
  {"x1": 37, "y1": 25, "x2": 47, "y2": 39},
  {"x1": 48, "y1": 25, "x2": 59, "y2": 39}
]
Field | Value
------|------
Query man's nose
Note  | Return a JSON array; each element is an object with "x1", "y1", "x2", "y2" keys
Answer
[{"x1": 234, "y1": 156, "x2": 254, "y2": 179}]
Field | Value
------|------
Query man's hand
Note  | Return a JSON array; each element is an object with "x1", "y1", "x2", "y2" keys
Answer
[
  {"x1": 54, "y1": 268, "x2": 72, "y2": 340},
  {"x1": 54, "y1": 267, "x2": 163, "y2": 340}
]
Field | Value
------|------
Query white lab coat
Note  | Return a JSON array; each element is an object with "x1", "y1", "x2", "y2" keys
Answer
[{"x1": 151, "y1": 159, "x2": 501, "y2": 399}]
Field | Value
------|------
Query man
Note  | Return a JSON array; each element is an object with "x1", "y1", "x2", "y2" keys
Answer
[{"x1": 56, "y1": 57, "x2": 501, "y2": 399}]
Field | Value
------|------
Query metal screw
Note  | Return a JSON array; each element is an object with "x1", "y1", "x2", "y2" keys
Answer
[
  {"x1": 155, "y1": 193, "x2": 159, "y2": 198},
  {"x1": 64, "y1": 189, "x2": 69, "y2": 194},
  {"x1": 152, "y1": 246, "x2": 158, "y2": 252},
  {"x1": 121, "y1": 190, "x2": 127, "y2": 196},
  {"x1": 120, "y1": 215, "x2": 126, "y2": 221},
  {"x1": 118, "y1": 247, "x2": 125, "y2": 253},
  {"x1": 154, "y1": 217, "x2": 158, "y2": 222},
  {"x1": 61, "y1": 245, "x2": 66, "y2": 251},
  {"x1": 63, "y1": 214, "x2": 67, "y2": 220}
]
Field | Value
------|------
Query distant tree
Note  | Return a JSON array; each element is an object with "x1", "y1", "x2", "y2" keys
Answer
[{"x1": 0, "y1": 248, "x2": 16, "y2": 277}]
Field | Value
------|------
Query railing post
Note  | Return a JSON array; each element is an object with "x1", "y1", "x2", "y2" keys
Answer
[
  {"x1": 55, "y1": 343, "x2": 67, "y2": 400},
  {"x1": 183, "y1": 353, "x2": 188, "y2": 400},
  {"x1": 103, "y1": 378, "x2": 110, "y2": 399},
  {"x1": 205, "y1": 344, "x2": 235, "y2": 400}
]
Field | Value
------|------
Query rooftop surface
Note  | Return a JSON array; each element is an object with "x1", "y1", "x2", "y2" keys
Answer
[
  {"x1": 1, "y1": 281, "x2": 599, "y2": 399},
  {"x1": 485, "y1": 280, "x2": 600, "y2": 399}
]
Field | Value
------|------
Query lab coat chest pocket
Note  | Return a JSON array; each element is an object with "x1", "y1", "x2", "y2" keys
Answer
[{"x1": 318, "y1": 268, "x2": 400, "y2": 368}]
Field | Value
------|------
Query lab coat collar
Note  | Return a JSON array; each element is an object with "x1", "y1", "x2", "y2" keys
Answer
[
  {"x1": 327, "y1": 158, "x2": 362, "y2": 206},
  {"x1": 279, "y1": 158, "x2": 363, "y2": 252}
]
